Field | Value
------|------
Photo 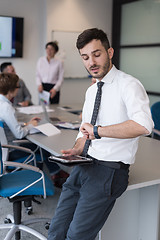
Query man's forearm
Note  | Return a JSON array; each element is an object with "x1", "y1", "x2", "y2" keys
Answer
[
  {"x1": 72, "y1": 137, "x2": 86, "y2": 155},
  {"x1": 98, "y1": 120, "x2": 149, "y2": 139}
]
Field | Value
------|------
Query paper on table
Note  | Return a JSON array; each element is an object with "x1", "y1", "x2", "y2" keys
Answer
[
  {"x1": 39, "y1": 91, "x2": 50, "y2": 105},
  {"x1": 29, "y1": 123, "x2": 61, "y2": 136},
  {"x1": 16, "y1": 105, "x2": 54, "y2": 114}
]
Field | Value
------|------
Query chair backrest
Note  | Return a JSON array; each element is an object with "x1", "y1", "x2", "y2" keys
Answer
[
  {"x1": 0, "y1": 121, "x2": 9, "y2": 163},
  {"x1": 151, "y1": 101, "x2": 160, "y2": 131}
]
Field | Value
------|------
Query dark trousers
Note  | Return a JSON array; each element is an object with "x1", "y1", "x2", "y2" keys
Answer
[
  {"x1": 48, "y1": 161, "x2": 129, "y2": 240},
  {"x1": 42, "y1": 83, "x2": 60, "y2": 104}
]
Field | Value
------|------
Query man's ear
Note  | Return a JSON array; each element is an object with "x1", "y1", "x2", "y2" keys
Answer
[{"x1": 108, "y1": 47, "x2": 114, "y2": 59}]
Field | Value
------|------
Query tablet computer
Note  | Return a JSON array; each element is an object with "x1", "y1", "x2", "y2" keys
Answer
[{"x1": 49, "y1": 155, "x2": 93, "y2": 166}]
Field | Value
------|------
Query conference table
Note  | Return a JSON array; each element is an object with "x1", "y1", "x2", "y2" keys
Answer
[{"x1": 16, "y1": 104, "x2": 160, "y2": 240}]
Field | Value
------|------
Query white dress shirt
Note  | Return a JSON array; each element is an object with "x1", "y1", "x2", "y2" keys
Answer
[
  {"x1": 36, "y1": 56, "x2": 64, "y2": 91},
  {"x1": 0, "y1": 94, "x2": 32, "y2": 143},
  {"x1": 77, "y1": 65, "x2": 154, "y2": 164}
]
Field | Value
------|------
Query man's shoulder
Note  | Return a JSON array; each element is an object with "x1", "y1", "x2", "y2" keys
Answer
[
  {"x1": 85, "y1": 82, "x2": 97, "y2": 97},
  {"x1": 37, "y1": 56, "x2": 46, "y2": 64},
  {"x1": 19, "y1": 79, "x2": 25, "y2": 87},
  {"x1": 116, "y1": 70, "x2": 145, "y2": 96},
  {"x1": 117, "y1": 69, "x2": 141, "y2": 85},
  {"x1": 54, "y1": 57, "x2": 63, "y2": 64},
  {"x1": 19, "y1": 78, "x2": 24, "y2": 83}
]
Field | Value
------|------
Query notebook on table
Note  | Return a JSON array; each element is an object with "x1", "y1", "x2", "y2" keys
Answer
[{"x1": 48, "y1": 155, "x2": 93, "y2": 166}]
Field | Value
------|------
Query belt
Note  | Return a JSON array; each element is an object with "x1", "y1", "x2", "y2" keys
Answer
[{"x1": 87, "y1": 155, "x2": 130, "y2": 170}]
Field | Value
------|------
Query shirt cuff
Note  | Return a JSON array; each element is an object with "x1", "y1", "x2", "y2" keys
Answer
[{"x1": 132, "y1": 112, "x2": 154, "y2": 135}]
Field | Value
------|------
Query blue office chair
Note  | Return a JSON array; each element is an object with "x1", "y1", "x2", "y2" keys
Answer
[
  {"x1": 0, "y1": 120, "x2": 43, "y2": 170},
  {"x1": 0, "y1": 120, "x2": 45, "y2": 215},
  {"x1": 151, "y1": 101, "x2": 160, "y2": 140},
  {"x1": 0, "y1": 143, "x2": 54, "y2": 240}
]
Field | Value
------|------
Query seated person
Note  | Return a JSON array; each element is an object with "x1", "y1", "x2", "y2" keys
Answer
[
  {"x1": 0, "y1": 73, "x2": 69, "y2": 187},
  {"x1": 0, "y1": 62, "x2": 32, "y2": 107}
]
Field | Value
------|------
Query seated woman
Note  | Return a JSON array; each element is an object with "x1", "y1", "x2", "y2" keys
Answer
[
  {"x1": 0, "y1": 73, "x2": 68, "y2": 187},
  {"x1": 0, "y1": 73, "x2": 38, "y2": 143}
]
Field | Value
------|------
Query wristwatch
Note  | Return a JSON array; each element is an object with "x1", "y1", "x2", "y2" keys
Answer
[{"x1": 93, "y1": 125, "x2": 101, "y2": 139}]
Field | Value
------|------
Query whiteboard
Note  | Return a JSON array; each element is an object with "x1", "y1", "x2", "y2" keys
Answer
[{"x1": 52, "y1": 30, "x2": 88, "y2": 78}]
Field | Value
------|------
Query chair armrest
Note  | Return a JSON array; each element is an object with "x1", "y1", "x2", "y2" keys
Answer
[
  {"x1": 12, "y1": 139, "x2": 30, "y2": 144},
  {"x1": 3, "y1": 161, "x2": 40, "y2": 172},
  {"x1": 152, "y1": 128, "x2": 160, "y2": 136},
  {"x1": 2, "y1": 144, "x2": 33, "y2": 154},
  {"x1": 2, "y1": 144, "x2": 37, "y2": 168}
]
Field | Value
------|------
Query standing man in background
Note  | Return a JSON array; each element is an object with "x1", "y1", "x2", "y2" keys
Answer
[
  {"x1": 48, "y1": 28, "x2": 153, "y2": 240},
  {"x1": 0, "y1": 62, "x2": 32, "y2": 107},
  {"x1": 36, "y1": 41, "x2": 64, "y2": 104}
]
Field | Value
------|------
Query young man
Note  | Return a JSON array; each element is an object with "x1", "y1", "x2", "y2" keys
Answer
[
  {"x1": 0, "y1": 62, "x2": 32, "y2": 107},
  {"x1": 48, "y1": 28, "x2": 153, "y2": 240}
]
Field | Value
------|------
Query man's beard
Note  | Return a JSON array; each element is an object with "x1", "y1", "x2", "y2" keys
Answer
[{"x1": 87, "y1": 61, "x2": 110, "y2": 80}]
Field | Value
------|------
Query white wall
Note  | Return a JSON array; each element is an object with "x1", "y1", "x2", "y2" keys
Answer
[
  {"x1": 0, "y1": 0, "x2": 113, "y2": 105},
  {"x1": 47, "y1": 0, "x2": 113, "y2": 104},
  {"x1": 0, "y1": 0, "x2": 46, "y2": 104},
  {"x1": 46, "y1": 0, "x2": 112, "y2": 43},
  {"x1": 60, "y1": 78, "x2": 91, "y2": 105}
]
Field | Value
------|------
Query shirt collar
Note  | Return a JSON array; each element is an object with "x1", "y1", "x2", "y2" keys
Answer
[
  {"x1": 0, "y1": 94, "x2": 12, "y2": 105},
  {"x1": 96, "y1": 65, "x2": 117, "y2": 84},
  {"x1": 45, "y1": 56, "x2": 55, "y2": 63}
]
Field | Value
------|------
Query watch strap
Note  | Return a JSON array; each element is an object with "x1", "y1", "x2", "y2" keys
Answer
[{"x1": 93, "y1": 125, "x2": 101, "y2": 139}]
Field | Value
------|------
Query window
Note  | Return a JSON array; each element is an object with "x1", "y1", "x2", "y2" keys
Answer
[{"x1": 112, "y1": 0, "x2": 160, "y2": 105}]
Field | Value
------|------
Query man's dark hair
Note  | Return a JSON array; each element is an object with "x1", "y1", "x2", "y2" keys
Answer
[
  {"x1": 0, "y1": 62, "x2": 12, "y2": 73},
  {"x1": 76, "y1": 28, "x2": 110, "y2": 51},
  {"x1": 45, "y1": 41, "x2": 59, "y2": 53},
  {"x1": 0, "y1": 73, "x2": 19, "y2": 95}
]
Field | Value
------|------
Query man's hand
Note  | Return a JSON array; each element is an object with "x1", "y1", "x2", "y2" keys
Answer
[
  {"x1": 80, "y1": 123, "x2": 95, "y2": 140},
  {"x1": 18, "y1": 101, "x2": 29, "y2": 107},
  {"x1": 50, "y1": 88, "x2": 57, "y2": 99},
  {"x1": 61, "y1": 148, "x2": 79, "y2": 156},
  {"x1": 27, "y1": 117, "x2": 41, "y2": 126},
  {"x1": 61, "y1": 137, "x2": 86, "y2": 156}
]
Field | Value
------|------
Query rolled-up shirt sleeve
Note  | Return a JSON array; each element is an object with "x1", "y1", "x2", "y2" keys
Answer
[{"x1": 123, "y1": 80, "x2": 154, "y2": 134}]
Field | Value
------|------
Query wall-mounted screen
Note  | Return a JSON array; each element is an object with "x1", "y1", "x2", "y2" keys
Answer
[{"x1": 0, "y1": 15, "x2": 24, "y2": 58}]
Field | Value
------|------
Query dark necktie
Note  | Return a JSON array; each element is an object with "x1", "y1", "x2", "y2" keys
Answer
[{"x1": 82, "y1": 81, "x2": 104, "y2": 156}]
